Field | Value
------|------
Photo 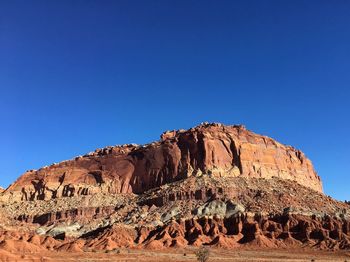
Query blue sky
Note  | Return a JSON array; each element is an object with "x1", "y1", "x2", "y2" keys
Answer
[{"x1": 0, "y1": 0, "x2": 349, "y2": 200}]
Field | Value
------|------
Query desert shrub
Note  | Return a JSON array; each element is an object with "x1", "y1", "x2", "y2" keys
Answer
[{"x1": 195, "y1": 246, "x2": 210, "y2": 262}]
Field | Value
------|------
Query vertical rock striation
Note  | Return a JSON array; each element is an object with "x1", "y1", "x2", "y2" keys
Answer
[{"x1": 3, "y1": 123, "x2": 322, "y2": 201}]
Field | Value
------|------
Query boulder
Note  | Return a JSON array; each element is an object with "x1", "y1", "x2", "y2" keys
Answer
[{"x1": 193, "y1": 200, "x2": 245, "y2": 218}]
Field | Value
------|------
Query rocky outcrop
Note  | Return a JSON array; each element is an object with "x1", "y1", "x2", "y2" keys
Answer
[
  {"x1": 1, "y1": 212, "x2": 350, "y2": 253},
  {"x1": 50, "y1": 213, "x2": 350, "y2": 250},
  {"x1": 8, "y1": 176, "x2": 348, "y2": 231},
  {"x1": 0, "y1": 174, "x2": 349, "y2": 254},
  {"x1": 16, "y1": 206, "x2": 117, "y2": 226},
  {"x1": 3, "y1": 212, "x2": 349, "y2": 252},
  {"x1": 1, "y1": 122, "x2": 349, "y2": 257},
  {"x1": 3, "y1": 123, "x2": 322, "y2": 202},
  {"x1": 139, "y1": 213, "x2": 350, "y2": 250},
  {"x1": 139, "y1": 185, "x2": 226, "y2": 207},
  {"x1": 193, "y1": 200, "x2": 245, "y2": 218}
]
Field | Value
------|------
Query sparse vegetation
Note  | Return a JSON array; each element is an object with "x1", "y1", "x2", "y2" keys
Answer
[{"x1": 195, "y1": 246, "x2": 210, "y2": 262}]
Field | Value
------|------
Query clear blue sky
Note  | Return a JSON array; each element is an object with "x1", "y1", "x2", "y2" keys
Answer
[{"x1": 1, "y1": 0, "x2": 349, "y2": 200}]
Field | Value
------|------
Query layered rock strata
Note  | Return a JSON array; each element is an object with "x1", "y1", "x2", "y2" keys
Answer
[
  {"x1": 1, "y1": 213, "x2": 350, "y2": 251},
  {"x1": 0, "y1": 117, "x2": 349, "y2": 254},
  {"x1": 3, "y1": 123, "x2": 322, "y2": 202}
]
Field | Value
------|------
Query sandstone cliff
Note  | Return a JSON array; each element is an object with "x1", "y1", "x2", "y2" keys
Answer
[
  {"x1": 4, "y1": 123, "x2": 322, "y2": 201},
  {"x1": 1, "y1": 123, "x2": 349, "y2": 256}
]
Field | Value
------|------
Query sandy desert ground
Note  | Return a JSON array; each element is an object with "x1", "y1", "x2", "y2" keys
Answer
[{"x1": 1, "y1": 248, "x2": 350, "y2": 262}]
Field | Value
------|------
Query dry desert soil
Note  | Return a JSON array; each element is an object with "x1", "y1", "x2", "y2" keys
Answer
[{"x1": 1, "y1": 248, "x2": 350, "y2": 262}]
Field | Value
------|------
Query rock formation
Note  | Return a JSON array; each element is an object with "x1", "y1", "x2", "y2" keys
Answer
[
  {"x1": 3, "y1": 123, "x2": 322, "y2": 202},
  {"x1": 0, "y1": 123, "x2": 348, "y2": 259}
]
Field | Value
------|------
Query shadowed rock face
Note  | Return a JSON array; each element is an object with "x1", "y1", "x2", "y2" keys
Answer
[
  {"x1": 4, "y1": 123, "x2": 322, "y2": 201},
  {"x1": 2, "y1": 213, "x2": 350, "y2": 251},
  {"x1": 132, "y1": 213, "x2": 350, "y2": 250}
]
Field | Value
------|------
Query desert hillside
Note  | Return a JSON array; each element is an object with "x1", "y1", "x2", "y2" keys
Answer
[{"x1": 0, "y1": 123, "x2": 348, "y2": 261}]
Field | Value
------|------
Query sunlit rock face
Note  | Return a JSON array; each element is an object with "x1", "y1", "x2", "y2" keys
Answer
[{"x1": 3, "y1": 123, "x2": 322, "y2": 201}]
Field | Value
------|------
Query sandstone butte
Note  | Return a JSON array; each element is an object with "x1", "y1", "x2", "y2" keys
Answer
[
  {"x1": 1, "y1": 123, "x2": 349, "y2": 261},
  {"x1": 4, "y1": 122, "x2": 322, "y2": 202}
]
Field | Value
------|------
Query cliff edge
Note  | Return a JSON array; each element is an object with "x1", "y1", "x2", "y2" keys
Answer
[{"x1": 4, "y1": 123, "x2": 322, "y2": 202}]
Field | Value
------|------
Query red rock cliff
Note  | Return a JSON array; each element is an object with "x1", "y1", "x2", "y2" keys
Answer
[{"x1": 4, "y1": 123, "x2": 322, "y2": 201}]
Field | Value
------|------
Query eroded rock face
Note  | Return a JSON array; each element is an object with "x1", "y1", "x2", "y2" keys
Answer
[
  {"x1": 133, "y1": 213, "x2": 350, "y2": 250},
  {"x1": 4, "y1": 123, "x2": 322, "y2": 201},
  {"x1": 4, "y1": 213, "x2": 349, "y2": 252},
  {"x1": 1, "y1": 174, "x2": 349, "y2": 252},
  {"x1": 193, "y1": 200, "x2": 245, "y2": 218}
]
